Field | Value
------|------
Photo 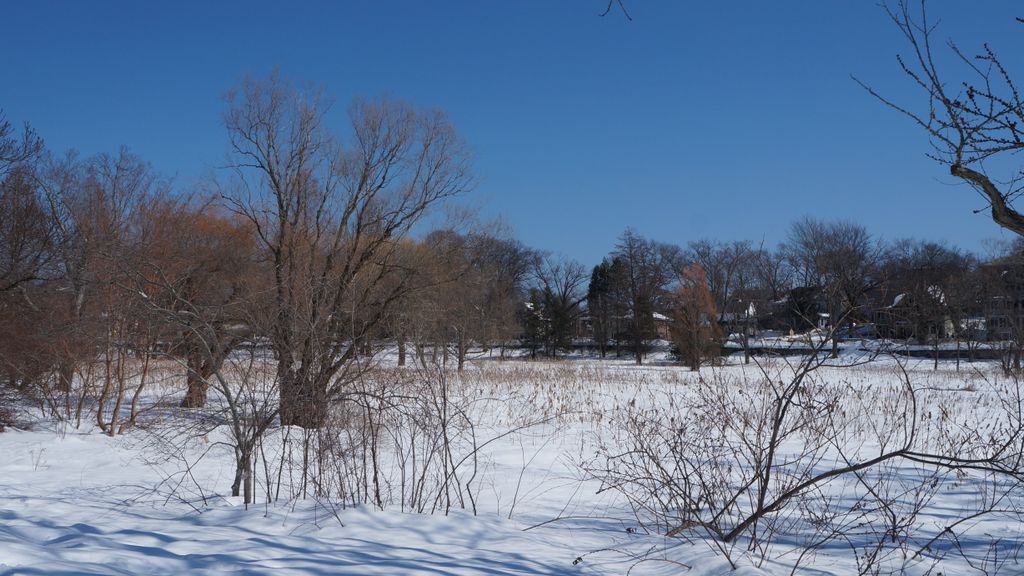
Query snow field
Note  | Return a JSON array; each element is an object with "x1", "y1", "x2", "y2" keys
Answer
[{"x1": 1, "y1": 354, "x2": 1021, "y2": 575}]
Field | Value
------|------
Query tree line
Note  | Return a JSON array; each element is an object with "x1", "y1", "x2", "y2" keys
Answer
[
  {"x1": 576, "y1": 222, "x2": 1012, "y2": 370},
  {"x1": 2, "y1": 72, "x2": 1023, "y2": 433}
]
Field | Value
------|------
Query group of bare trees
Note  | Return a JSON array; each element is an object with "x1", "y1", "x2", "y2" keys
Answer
[
  {"x1": 0, "y1": 76, "x2": 530, "y2": 506},
  {"x1": 0, "y1": 77, "x2": 609, "y2": 506},
  {"x1": 521, "y1": 254, "x2": 589, "y2": 358},
  {"x1": 0, "y1": 137, "x2": 182, "y2": 431},
  {"x1": 2, "y1": 97, "x2": 1015, "y2": 438},
  {"x1": 584, "y1": 229, "x2": 685, "y2": 365},
  {"x1": 419, "y1": 231, "x2": 540, "y2": 369},
  {"x1": 5, "y1": 55, "x2": 1017, "y2": 434},
  {"x1": 580, "y1": 221, "x2": 991, "y2": 371},
  {"x1": 0, "y1": 75, "x2": 483, "y2": 435}
]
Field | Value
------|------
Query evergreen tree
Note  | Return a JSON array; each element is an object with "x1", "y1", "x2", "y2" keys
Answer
[{"x1": 587, "y1": 259, "x2": 615, "y2": 357}]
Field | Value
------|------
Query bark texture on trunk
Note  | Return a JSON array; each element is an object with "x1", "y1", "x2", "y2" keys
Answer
[{"x1": 278, "y1": 367, "x2": 327, "y2": 429}]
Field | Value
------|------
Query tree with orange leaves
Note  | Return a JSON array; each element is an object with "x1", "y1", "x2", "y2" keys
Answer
[{"x1": 670, "y1": 264, "x2": 721, "y2": 371}]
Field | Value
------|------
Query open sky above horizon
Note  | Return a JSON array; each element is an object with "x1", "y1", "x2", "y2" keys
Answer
[{"x1": 4, "y1": 1, "x2": 1023, "y2": 266}]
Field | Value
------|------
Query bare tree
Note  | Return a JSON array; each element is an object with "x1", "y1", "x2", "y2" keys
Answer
[
  {"x1": 0, "y1": 164, "x2": 51, "y2": 293},
  {"x1": 784, "y1": 217, "x2": 881, "y2": 357},
  {"x1": 751, "y1": 246, "x2": 794, "y2": 304},
  {"x1": 860, "y1": 0, "x2": 1024, "y2": 237},
  {"x1": 529, "y1": 254, "x2": 588, "y2": 357},
  {"x1": 0, "y1": 113, "x2": 50, "y2": 417},
  {"x1": 613, "y1": 229, "x2": 681, "y2": 365},
  {"x1": 32, "y1": 148, "x2": 165, "y2": 406},
  {"x1": 420, "y1": 230, "x2": 481, "y2": 371},
  {"x1": 428, "y1": 231, "x2": 538, "y2": 369},
  {"x1": 135, "y1": 275, "x2": 279, "y2": 505},
  {"x1": 393, "y1": 234, "x2": 451, "y2": 369},
  {"x1": 0, "y1": 113, "x2": 48, "y2": 293},
  {"x1": 880, "y1": 239, "x2": 972, "y2": 348},
  {"x1": 469, "y1": 234, "x2": 536, "y2": 355},
  {"x1": 687, "y1": 239, "x2": 753, "y2": 324},
  {"x1": 224, "y1": 73, "x2": 472, "y2": 428},
  {"x1": 0, "y1": 110, "x2": 43, "y2": 178},
  {"x1": 978, "y1": 246, "x2": 1024, "y2": 373}
]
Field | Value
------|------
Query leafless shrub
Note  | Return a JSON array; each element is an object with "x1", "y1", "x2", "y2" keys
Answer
[
  {"x1": 587, "y1": 350, "x2": 1024, "y2": 573},
  {"x1": 132, "y1": 346, "x2": 280, "y2": 508},
  {"x1": 306, "y1": 363, "x2": 517, "y2": 514}
]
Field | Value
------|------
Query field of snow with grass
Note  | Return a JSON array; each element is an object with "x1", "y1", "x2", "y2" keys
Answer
[{"x1": 1, "y1": 349, "x2": 1022, "y2": 575}]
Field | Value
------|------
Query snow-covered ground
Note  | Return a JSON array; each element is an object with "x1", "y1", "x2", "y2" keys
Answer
[{"x1": 1, "y1": 352, "x2": 1021, "y2": 575}]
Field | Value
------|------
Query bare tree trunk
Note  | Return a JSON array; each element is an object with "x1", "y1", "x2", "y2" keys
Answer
[
  {"x1": 417, "y1": 342, "x2": 428, "y2": 370},
  {"x1": 457, "y1": 331, "x2": 466, "y2": 372},
  {"x1": 278, "y1": 366, "x2": 327, "y2": 429},
  {"x1": 232, "y1": 445, "x2": 253, "y2": 505},
  {"x1": 96, "y1": 334, "x2": 114, "y2": 434},
  {"x1": 108, "y1": 348, "x2": 127, "y2": 437},
  {"x1": 742, "y1": 327, "x2": 751, "y2": 365},
  {"x1": 56, "y1": 360, "x2": 74, "y2": 396},
  {"x1": 120, "y1": 348, "x2": 151, "y2": 433},
  {"x1": 181, "y1": 340, "x2": 215, "y2": 408},
  {"x1": 58, "y1": 285, "x2": 88, "y2": 396}
]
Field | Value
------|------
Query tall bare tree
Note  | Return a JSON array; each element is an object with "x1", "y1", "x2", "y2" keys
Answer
[
  {"x1": 0, "y1": 165, "x2": 51, "y2": 293},
  {"x1": 529, "y1": 254, "x2": 588, "y2": 357},
  {"x1": 469, "y1": 234, "x2": 536, "y2": 354},
  {"x1": 784, "y1": 217, "x2": 881, "y2": 356},
  {"x1": 751, "y1": 246, "x2": 793, "y2": 303},
  {"x1": 0, "y1": 120, "x2": 52, "y2": 401},
  {"x1": 613, "y1": 229, "x2": 681, "y2": 365},
  {"x1": 0, "y1": 112, "x2": 48, "y2": 293},
  {"x1": 224, "y1": 74, "x2": 471, "y2": 428},
  {"x1": 34, "y1": 149, "x2": 164, "y2": 397}
]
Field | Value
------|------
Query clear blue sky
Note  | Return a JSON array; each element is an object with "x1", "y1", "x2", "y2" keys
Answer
[{"x1": 4, "y1": 1, "x2": 1022, "y2": 266}]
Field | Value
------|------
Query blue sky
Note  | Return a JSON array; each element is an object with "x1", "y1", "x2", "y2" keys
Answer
[{"x1": 4, "y1": 1, "x2": 1023, "y2": 265}]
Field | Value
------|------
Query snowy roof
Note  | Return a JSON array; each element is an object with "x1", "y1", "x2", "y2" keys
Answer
[{"x1": 927, "y1": 285, "x2": 946, "y2": 305}]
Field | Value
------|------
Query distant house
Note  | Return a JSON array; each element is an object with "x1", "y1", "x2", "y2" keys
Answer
[
  {"x1": 874, "y1": 290, "x2": 953, "y2": 341},
  {"x1": 719, "y1": 301, "x2": 758, "y2": 337},
  {"x1": 768, "y1": 286, "x2": 827, "y2": 333},
  {"x1": 651, "y1": 312, "x2": 673, "y2": 339},
  {"x1": 981, "y1": 259, "x2": 1024, "y2": 341},
  {"x1": 572, "y1": 310, "x2": 673, "y2": 345}
]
